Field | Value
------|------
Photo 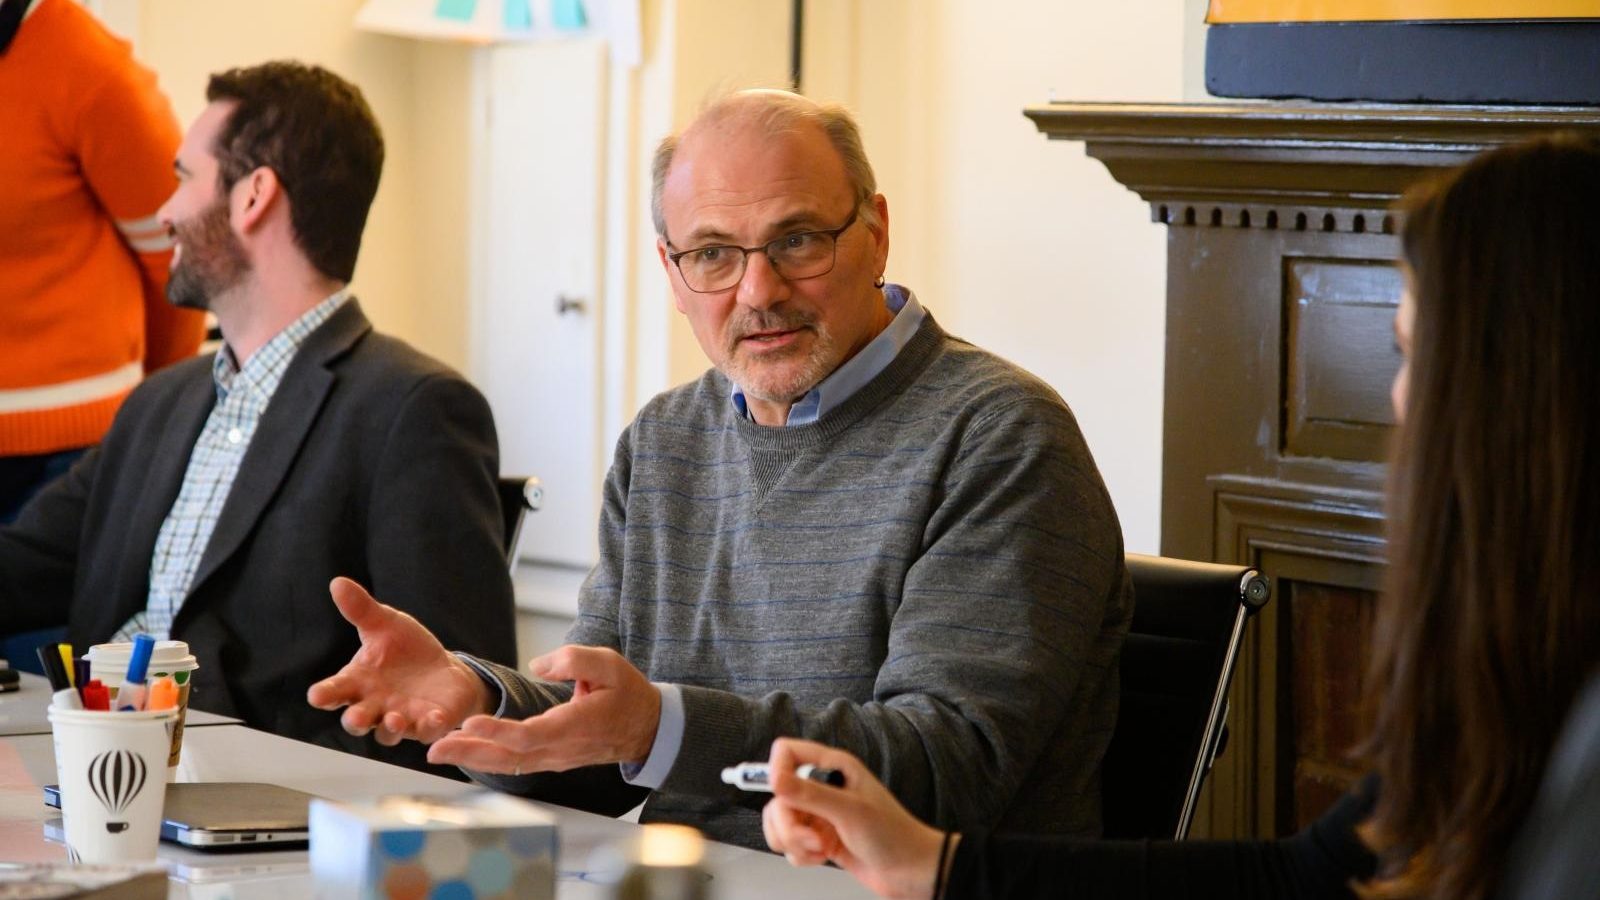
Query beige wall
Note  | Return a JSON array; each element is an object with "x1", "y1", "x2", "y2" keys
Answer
[
  {"x1": 802, "y1": 1, "x2": 1191, "y2": 552},
  {"x1": 407, "y1": 42, "x2": 478, "y2": 371}
]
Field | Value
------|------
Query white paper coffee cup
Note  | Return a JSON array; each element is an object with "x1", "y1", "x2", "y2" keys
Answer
[
  {"x1": 48, "y1": 705, "x2": 177, "y2": 863},
  {"x1": 87, "y1": 640, "x2": 199, "y2": 768}
]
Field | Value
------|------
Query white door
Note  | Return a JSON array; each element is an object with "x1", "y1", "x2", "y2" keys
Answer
[{"x1": 473, "y1": 39, "x2": 608, "y2": 585}]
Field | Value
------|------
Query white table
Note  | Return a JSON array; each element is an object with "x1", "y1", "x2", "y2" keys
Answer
[
  {"x1": 0, "y1": 724, "x2": 873, "y2": 899},
  {"x1": 0, "y1": 671, "x2": 240, "y2": 736}
]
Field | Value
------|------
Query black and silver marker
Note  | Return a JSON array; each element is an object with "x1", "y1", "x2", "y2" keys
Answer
[{"x1": 720, "y1": 762, "x2": 846, "y2": 792}]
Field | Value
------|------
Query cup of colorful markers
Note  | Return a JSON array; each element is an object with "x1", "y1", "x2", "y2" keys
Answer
[
  {"x1": 41, "y1": 634, "x2": 180, "y2": 863},
  {"x1": 85, "y1": 638, "x2": 198, "y2": 770}
]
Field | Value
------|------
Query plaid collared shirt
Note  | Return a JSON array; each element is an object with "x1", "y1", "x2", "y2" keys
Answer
[{"x1": 114, "y1": 290, "x2": 350, "y2": 642}]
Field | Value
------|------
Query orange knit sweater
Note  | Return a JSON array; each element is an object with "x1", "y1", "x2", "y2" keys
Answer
[{"x1": 0, "y1": 0, "x2": 204, "y2": 456}]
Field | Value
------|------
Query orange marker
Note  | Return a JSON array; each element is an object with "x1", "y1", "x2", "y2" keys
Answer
[{"x1": 146, "y1": 675, "x2": 179, "y2": 712}]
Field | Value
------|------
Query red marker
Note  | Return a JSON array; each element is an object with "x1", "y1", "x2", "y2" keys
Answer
[{"x1": 81, "y1": 680, "x2": 110, "y2": 712}]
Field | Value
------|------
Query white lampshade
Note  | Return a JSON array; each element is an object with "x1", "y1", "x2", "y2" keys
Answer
[{"x1": 353, "y1": 0, "x2": 586, "y2": 44}]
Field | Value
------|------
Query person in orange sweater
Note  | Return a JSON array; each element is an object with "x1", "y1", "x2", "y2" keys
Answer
[{"x1": 0, "y1": 0, "x2": 205, "y2": 522}]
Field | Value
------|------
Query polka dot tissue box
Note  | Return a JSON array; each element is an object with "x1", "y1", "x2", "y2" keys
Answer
[{"x1": 309, "y1": 792, "x2": 557, "y2": 900}]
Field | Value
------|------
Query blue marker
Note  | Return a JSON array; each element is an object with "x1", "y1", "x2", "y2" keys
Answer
[{"x1": 117, "y1": 633, "x2": 156, "y2": 712}]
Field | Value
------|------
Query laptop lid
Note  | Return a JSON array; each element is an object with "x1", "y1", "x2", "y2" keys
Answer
[{"x1": 45, "y1": 782, "x2": 316, "y2": 851}]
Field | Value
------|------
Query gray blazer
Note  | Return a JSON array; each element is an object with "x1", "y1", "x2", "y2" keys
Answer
[{"x1": 0, "y1": 300, "x2": 517, "y2": 773}]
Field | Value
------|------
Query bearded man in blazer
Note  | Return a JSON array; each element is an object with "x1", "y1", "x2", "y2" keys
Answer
[{"x1": 0, "y1": 61, "x2": 516, "y2": 775}]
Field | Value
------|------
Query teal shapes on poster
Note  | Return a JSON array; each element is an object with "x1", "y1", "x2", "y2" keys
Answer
[
  {"x1": 552, "y1": 0, "x2": 586, "y2": 29},
  {"x1": 503, "y1": 0, "x2": 532, "y2": 30},
  {"x1": 435, "y1": 0, "x2": 475, "y2": 23}
]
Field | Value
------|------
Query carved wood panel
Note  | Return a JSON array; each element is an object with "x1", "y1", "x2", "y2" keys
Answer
[
  {"x1": 1288, "y1": 580, "x2": 1376, "y2": 831},
  {"x1": 1282, "y1": 258, "x2": 1402, "y2": 463},
  {"x1": 1198, "y1": 476, "x2": 1384, "y2": 838}
]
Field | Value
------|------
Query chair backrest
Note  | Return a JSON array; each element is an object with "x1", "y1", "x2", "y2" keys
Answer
[
  {"x1": 1101, "y1": 552, "x2": 1271, "y2": 840},
  {"x1": 496, "y1": 476, "x2": 543, "y2": 570}
]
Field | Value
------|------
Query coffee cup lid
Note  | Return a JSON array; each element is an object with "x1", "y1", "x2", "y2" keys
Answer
[{"x1": 86, "y1": 640, "x2": 198, "y2": 671}]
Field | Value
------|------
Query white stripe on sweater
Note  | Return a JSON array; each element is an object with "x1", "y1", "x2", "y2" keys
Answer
[
  {"x1": 124, "y1": 231, "x2": 174, "y2": 253},
  {"x1": 0, "y1": 362, "x2": 142, "y2": 414},
  {"x1": 115, "y1": 213, "x2": 164, "y2": 235}
]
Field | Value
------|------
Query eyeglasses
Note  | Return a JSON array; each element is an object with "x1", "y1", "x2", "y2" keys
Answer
[{"x1": 666, "y1": 208, "x2": 860, "y2": 293}]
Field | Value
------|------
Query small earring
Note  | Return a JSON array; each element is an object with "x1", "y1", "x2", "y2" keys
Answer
[{"x1": 873, "y1": 274, "x2": 886, "y2": 288}]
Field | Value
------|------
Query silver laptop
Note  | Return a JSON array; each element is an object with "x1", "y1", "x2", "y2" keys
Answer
[{"x1": 45, "y1": 782, "x2": 314, "y2": 850}]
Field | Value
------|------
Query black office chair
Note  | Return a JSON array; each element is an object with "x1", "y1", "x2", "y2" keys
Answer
[
  {"x1": 496, "y1": 475, "x2": 543, "y2": 570},
  {"x1": 1101, "y1": 552, "x2": 1271, "y2": 840}
]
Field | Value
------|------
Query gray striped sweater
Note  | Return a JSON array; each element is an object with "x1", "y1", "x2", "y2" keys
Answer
[{"x1": 472, "y1": 312, "x2": 1133, "y2": 850}]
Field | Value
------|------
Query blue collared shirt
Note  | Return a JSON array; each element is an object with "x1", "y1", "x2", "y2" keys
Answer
[
  {"x1": 624, "y1": 284, "x2": 926, "y2": 790},
  {"x1": 731, "y1": 284, "x2": 926, "y2": 425}
]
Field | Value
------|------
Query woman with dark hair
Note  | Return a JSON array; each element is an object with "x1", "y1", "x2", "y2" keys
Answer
[{"x1": 759, "y1": 134, "x2": 1600, "y2": 900}]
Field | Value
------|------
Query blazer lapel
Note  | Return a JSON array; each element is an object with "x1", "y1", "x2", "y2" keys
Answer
[{"x1": 183, "y1": 301, "x2": 372, "y2": 602}]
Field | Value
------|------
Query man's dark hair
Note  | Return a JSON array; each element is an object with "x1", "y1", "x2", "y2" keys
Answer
[{"x1": 206, "y1": 61, "x2": 384, "y2": 283}]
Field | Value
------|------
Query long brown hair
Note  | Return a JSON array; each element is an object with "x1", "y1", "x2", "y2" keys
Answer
[{"x1": 1360, "y1": 135, "x2": 1600, "y2": 899}]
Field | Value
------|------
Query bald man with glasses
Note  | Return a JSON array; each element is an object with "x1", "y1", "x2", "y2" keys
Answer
[{"x1": 311, "y1": 89, "x2": 1132, "y2": 851}]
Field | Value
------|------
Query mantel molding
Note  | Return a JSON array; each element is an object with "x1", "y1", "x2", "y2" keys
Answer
[{"x1": 1024, "y1": 102, "x2": 1600, "y2": 226}]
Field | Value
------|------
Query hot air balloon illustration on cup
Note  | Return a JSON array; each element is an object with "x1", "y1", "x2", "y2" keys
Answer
[{"x1": 86, "y1": 749, "x2": 149, "y2": 834}]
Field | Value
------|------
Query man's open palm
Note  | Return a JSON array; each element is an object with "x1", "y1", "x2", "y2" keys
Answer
[{"x1": 306, "y1": 577, "x2": 491, "y2": 746}]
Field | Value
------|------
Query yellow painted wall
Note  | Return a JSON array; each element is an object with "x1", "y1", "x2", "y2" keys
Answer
[
  {"x1": 406, "y1": 42, "x2": 477, "y2": 371},
  {"x1": 130, "y1": 0, "x2": 456, "y2": 366}
]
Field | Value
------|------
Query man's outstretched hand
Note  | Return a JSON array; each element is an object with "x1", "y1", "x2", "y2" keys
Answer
[
  {"x1": 307, "y1": 577, "x2": 493, "y2": 746},
  {"x1": 426, "y1": 645, "x2": 661, "y2": 775}
]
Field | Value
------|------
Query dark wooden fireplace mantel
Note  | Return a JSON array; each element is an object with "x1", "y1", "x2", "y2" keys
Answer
[
  {"x1": 1026, "y1": 102, "x2": 1600, "y2": 214},
  {"x1": 1027, "y1": 102, "x2": 1600, "y2": 839}
]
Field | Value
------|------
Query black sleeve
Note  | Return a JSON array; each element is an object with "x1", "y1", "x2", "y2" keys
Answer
[
  {"x1": 0, "y1": 448, "x2": 96, "y2": 634},
  {"x1": 945, "y1": 779, "x2": 1378, "y2": 900},
  {"x1": 366, "y1": 374, "x2": 517, "y2": 667}
]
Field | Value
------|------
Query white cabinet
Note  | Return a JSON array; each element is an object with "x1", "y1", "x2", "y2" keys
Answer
[{"x1": 470, "y1": 39, "x2": 609, "y2": 593}]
